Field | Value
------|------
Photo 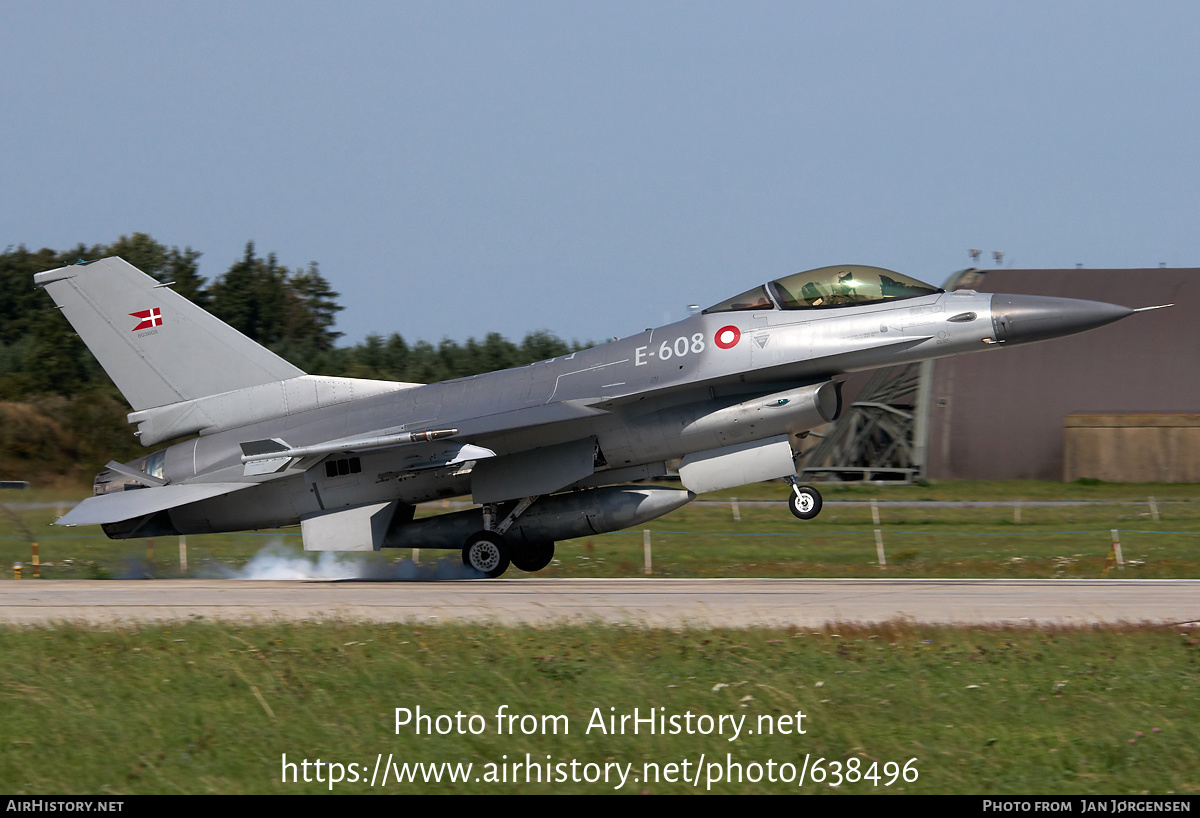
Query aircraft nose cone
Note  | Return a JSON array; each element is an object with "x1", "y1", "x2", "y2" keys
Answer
[{"x1": 990, "y1": 294, "x2": 1133, "y2": 346}]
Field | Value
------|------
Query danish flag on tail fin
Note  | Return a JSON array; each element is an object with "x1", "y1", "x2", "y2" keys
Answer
[
  {"x1": 33, "y1": 257, "x2": 304, "y2": 412},
  {"x1": 130, "y1": 308, "x2": 163, "y2": 331}
]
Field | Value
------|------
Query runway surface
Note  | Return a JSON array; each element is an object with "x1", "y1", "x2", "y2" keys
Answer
[{"x1": 1, "y1": 578, "x2": 1198, "y2": 627}]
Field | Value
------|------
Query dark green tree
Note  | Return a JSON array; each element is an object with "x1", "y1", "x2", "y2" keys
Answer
[
  {"x1": 208, "y1": 244, "x2": 344, "y2": 364},
  {"x1": 344, "y1": 333, "x2": 386, "y2": 379},
  {"x1": 521, "y1": 330, "x2": 580, "y2": 361},
  {"x1": 285, "y1": 261, "x2": 343, "y2": 352},
  {"x1": 1, "y1": 236, "x2": 590, "y2": 402},
  {"x1": 477, "y1": 332, "x2": 520, "y2": 373},
  {"x1": 19, "y1": 305, "x2": 91, "y2": 397},
  {"x1": 208, "y1": 242, "x2": 290, "y2": 345},
  {"x1": 383, "y1": 333, "x2": 411, "y2": 379},
  {"x1": 0, "y1": 245, "x2": 61, "y2": 344},
  {"x1": 106, "y1": 233, "x2": 208, "y2": 307}
]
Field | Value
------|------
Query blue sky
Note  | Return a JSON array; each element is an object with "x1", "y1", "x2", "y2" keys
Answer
[{"x1": 2, "y1": 2, "x2": 1197, "y2": 346}]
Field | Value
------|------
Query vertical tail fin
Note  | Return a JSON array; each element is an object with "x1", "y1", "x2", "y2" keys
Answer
[{"x1": 35, "y1": 257, "x2": 305, "y2": 410}]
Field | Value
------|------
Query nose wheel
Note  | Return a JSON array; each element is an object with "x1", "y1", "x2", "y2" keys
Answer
[{"x1": 785, "y1": 479, "x2": 823, "y2": 520}]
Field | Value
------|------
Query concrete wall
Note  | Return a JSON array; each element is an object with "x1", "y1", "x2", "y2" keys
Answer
[{"x1": 1063, "y1": 415, "x2": 1200, "y2": 482}]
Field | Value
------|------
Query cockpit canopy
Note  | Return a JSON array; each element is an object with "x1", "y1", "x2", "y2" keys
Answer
[{"x1": 704, "y1": 265, "x2": 942, "y2": 313}]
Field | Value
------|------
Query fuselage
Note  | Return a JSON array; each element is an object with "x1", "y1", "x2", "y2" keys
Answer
[
  {"x1": 39, "y1": 257, "x2": 1148, "y2": 561},
  {"x1": 99, "y1": 262, "x2": 1139, "y2": 543},
  {"x1": 104, "y1": 285, "x2": 996, "y2": 535}
]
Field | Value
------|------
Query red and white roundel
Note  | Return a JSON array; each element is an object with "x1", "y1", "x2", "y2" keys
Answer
[{"x1": 714, "y1": 325, "x2": 741, "y2": 349}]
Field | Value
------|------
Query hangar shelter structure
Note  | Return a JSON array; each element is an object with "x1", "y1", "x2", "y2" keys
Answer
[{"x1": 797, "y1": 267, "x2": 1199, "y2": 482}]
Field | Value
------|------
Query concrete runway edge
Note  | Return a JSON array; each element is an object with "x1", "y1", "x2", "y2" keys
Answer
[{"x1": 2, "y1": 578, "x2": 1198, "y2": 627}]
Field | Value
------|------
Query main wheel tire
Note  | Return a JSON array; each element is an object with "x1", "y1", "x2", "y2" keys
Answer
[
  {"x1": 788, "y1": 486, "x2": 823, "y2": 520},
  {"x1": 510, "y1": 540, "x2": 555, "y2": 573},
  {"x1": 462, "y1": 531, "x2": 510, "y2": 578}
]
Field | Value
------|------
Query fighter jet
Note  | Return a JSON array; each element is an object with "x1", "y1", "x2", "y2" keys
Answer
[{"x1": 37, "y1": 259, "x2": 1165, "y2": 576}]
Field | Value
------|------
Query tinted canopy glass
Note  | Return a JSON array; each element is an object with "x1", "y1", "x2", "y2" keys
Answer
[
  {"x1": 768, "y1": 265, "x2": 940, "y2": 310},
  {"x1": 702, "y1": 285, "x2": 773, "y2": 314}
]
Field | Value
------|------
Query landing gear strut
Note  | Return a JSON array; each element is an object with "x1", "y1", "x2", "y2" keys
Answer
[
  {"x1": 462, "y1": 496, "x2": 549, "y2": 577},
  {"x1": 785, "y1": 476, "x2": 822, "y2": 520}
]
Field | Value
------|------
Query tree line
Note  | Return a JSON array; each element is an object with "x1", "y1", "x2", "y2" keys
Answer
[{"x1": 0, "y1": 233, "x2": 589, "y2": 400}]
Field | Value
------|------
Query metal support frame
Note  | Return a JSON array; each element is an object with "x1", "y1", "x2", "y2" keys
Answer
[
  {"x1": 496, "y1": 496, "x2": 538, "y2": 535},
  {"x1": 481, "y1": 496, "x2": 540, "y2": 535},
  {"x1": 797, "y1": 362, "x2": 928, "y2": 483}
]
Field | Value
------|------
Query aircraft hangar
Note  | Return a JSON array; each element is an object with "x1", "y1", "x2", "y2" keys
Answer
[{"x1": 798, "y1": 266, "x2": 1200, "y2": 482}]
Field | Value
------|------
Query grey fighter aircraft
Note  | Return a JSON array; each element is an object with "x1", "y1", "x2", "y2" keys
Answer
[{"x1": 38, "y1": 259, "x2": 1165, "y2": 576}]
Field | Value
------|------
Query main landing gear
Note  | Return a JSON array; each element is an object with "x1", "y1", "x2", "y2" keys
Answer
[
  {"x1": 461, "y1": 531, "x2": 508, "y2": 578},
  {"x1": 510, "y1": 540, "x2": 555, "y2": 572},
  {"x1": 462, "y1": 496, "x2": 556, "y2": 578},
  {"x1": 785, "y1": 475, "x2": 823, "y2": 520}
]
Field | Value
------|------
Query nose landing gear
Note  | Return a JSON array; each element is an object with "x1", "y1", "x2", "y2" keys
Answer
[{"x1": 785, "y1": 476, "x2": 823, "y2": 520}]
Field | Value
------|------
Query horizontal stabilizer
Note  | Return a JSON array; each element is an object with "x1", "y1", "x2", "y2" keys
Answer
[{"x1": 56, "y1": 483, "x2": 254, "y2": 527}]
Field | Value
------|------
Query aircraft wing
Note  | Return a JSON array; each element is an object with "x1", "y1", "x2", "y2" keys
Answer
[{"x1": 56, "y1": 483, "x2": 255, "y2": 526}]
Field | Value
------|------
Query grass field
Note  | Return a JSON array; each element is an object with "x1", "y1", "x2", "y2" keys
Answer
[
  {"x1": 3, "y1": 481, "x2": 1200, "y2": 580},
  {"x1": 2, "y1": 482, "x2": 1197, "y2": 795},
  {"x1": 1, "y1": 620, "x2": 1195, "y2": 794}
]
